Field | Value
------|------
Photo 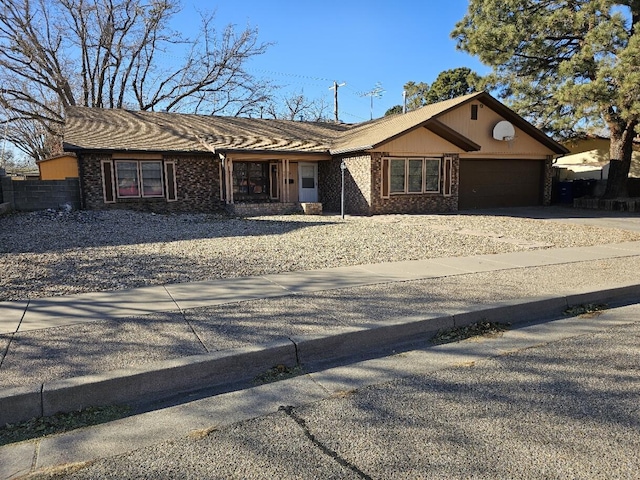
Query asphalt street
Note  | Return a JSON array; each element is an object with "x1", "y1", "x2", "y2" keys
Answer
[{"x1": 30, "y1": 303, "x2": 640, "y2": 480}]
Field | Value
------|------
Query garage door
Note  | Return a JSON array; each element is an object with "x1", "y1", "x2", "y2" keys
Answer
[{"x1": 459, "y1": 159, "x2": 544, "y2": 210}]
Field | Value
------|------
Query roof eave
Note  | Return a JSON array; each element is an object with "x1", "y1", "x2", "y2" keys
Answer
[
  {"x1": 217, "y1": 147, "x2": 331, "y2": 156},
  {"x1": 329, "y1": 145, "x2": 374, "y2": 155},
  {"x1": 62, "y1": 144, "x2": 211, "y2": 155},
  {"x1": 424, "y1": 119, "x2": 481, "y2": 152}
]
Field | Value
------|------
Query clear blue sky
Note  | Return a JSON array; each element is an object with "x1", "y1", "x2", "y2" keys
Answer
[{"x1": 175, "y1": 0, "x2": 490, "y2": 122}]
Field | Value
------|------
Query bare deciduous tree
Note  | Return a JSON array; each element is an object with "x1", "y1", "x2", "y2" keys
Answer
[
  {"x1": 0, "y1": 0, "x2": 273, "y2": 161},
  {"x1": 264, "y1": 90, "x2": 331, "y2": 122}
]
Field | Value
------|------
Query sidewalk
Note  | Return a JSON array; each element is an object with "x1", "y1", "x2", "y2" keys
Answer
[{"x1": 2, "y1": 240, "x2": 640, "y2": 429}]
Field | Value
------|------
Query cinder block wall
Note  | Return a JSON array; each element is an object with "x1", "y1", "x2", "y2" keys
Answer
[{"x1": 0, "y1": 177, "x2": 80, "y2": 211}]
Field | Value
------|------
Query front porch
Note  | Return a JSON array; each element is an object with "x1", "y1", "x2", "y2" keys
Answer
[{"x1": 217, "y1": 154, "x2": 327, "y2": 207}]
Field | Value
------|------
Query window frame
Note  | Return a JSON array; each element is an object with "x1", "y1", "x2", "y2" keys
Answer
[
  {"x1": 384, "y1": 157, "x2": 442, "y2": 195},
  {"x1": 471, "y1": 104, "x2": 479, "y2": 120},
  {"x1": 115, "y1": 160, "x2": 165, "y2": 199},
  {"x1": 232, "y1": 161, "x2": 270, "y2": 199}
]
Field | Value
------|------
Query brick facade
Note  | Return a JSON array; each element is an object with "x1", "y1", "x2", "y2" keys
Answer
[
  {"x1": 79, "y1": 153, "x2": 223, "y2": 213},
  {"x1": 543, "y1": 156, "x2": 553, "y2": 206},
  {"x1": 320, "y1": 152, "x2": 460, "y2": 215},
  {"x1": 77, "y1": 149, "x2": 542, "y2": 215},
  {"x1": 370, "y1": 152, "x2": 459, "y2": 214},
  {"x1": 166, "y1": 154, "x2": 222, "y2": 213},
  {"x1": 319, "y1": 155, "x2": 373, "y2": 215},
  {"x1": 226, "y1": 202, "x2": 302, "y2": 216},
  {"x1": 318, "y1": 158, "x2": 340, "y2": 212}
]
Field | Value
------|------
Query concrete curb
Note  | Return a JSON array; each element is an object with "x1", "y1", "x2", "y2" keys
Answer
[
  {"x1": 0, "y1": 341, "x2": 297, "y2": 427},
  {"x1": 2, "y1": 283, "x2": 639, "y2": 427}
]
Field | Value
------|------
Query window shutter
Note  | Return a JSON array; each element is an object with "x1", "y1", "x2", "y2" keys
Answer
[
  {"x1": 443, "y1": 155, "x2": 453, "y2": 197},
  {"x1": 381, "y1": 158, "x2": 390, "y2": 198},
  {"x1": 165, "y1": 161, "x2": 177, "y2": 201},
  {"x1": 101, "y1": 160, "x2": 116, "y2": 203}
]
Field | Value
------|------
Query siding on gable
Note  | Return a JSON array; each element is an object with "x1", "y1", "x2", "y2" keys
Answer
[
  {"x1": 438, "y1": 104, "x2": 557, "y2": 158},
  {"x1": 371, "y1": 127, "x2": 465, "y2": 156}
]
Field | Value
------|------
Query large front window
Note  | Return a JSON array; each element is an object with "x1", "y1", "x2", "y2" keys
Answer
[
  {"x1": 233, "y1": 162, "x2": 269, "y2": 199},
  {"x1": 115, "y1": 161, "x2": 164, "y2": 198},
  {"x1": 389, "y1": 157, "x2": 441, "y2": 194}
]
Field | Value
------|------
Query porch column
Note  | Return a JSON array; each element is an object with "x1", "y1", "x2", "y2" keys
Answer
[
  {"x1": 287, "y1": 159, "x2": 291, "y2": 202},
  {"x1": 281, "y1": 159, "x2": 289, "y2": 203},
  {"x1": 226, "y1": 156, "x2": 234, "y2": 204}
]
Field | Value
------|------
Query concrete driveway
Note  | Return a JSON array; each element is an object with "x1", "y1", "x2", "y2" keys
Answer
[{"x1": 465, "y1": 205, "x2": 640, "y2": 232}]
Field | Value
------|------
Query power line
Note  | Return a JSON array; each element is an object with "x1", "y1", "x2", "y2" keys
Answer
[{"x1": 247, "y1": 68, "x2": 334, "y2": 83}]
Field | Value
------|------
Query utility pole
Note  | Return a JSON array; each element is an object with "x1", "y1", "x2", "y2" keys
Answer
[{"x1": 329, "y1": 81, "x2": 346, "y2": 123}]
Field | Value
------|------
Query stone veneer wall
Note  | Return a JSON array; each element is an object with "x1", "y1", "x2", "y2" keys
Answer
[
  {"x1": 369, "y1": 152, "x2": 460, "y2": 214},
  {"x1": 543, "y1": 156, "x2": 553, "y2": 206},
  {"x1": 318, "y1": 155, "x2": 372, "y2": 215},
  {"x1": 80, "y1": 153, "x2": 222, "y2": 213}
]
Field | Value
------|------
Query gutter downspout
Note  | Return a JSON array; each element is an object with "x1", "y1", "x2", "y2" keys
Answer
[{"x1": 197, "y1": 136, "x2": 232, "y2": 205}]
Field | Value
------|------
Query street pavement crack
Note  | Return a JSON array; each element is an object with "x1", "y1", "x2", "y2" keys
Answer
[
  {"x1": 0, "y1": 300, "x2": 29, "y2": 370},
  {"x1": 31, "y1": 439, "x2": 41, "y2": 472},
  {"x1": 287, "y1": 337, "x2": 300, "y2": 365},
  {"x1": 0, "y1": 332, "x2": 13, "y2": 370},
  {"x1": 163, "y1": 286, "x2": 209, "y2": 354},
  {"x1": 279, "y1": 405, "x2": 372, "y2": 480}
]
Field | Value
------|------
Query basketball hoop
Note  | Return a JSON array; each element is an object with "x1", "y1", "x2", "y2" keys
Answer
[{"x1": 504, "y1": 135, "x2": 515, "y2": 148}]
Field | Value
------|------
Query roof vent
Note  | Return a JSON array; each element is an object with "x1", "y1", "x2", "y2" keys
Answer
[{"x1": 493, "y1": 120, "x2": 515, "y2": 141}]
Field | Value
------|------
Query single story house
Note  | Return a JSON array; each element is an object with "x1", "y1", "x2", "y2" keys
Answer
[
  {"x1": 63, "y1": 91, "x2": 568, "y2": 215},
  {"x1": 557, "y1": 135, "x2": 640, "y2": 181}
]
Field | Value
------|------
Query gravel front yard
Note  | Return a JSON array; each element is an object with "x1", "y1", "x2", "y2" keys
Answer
[{"x1": 1, "y1": 209, "x2": 638, "y2": 301}]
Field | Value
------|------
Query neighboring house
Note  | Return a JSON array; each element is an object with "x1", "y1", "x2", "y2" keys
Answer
[
  {"x1": 557, "y1": 135, "x2": 640, "y2": 181},
  {"x1": 63, "y1": 91, "x2": 568, "y2": 215},
  {"x1": 37, "y1": 153, "x2": 79, "y2": 180}
]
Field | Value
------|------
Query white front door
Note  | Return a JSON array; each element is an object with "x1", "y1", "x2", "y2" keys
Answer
[{"x1": 298, "y1": 162, "x2": 318, "y2": 202}]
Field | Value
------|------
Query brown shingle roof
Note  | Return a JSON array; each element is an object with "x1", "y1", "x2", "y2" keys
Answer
[
  {"x1": 63, "y1": 92, "x2": 568, "y2": 156},
  {"x1": 63, "y1": 107, "x2": 351, "y2": 154}
]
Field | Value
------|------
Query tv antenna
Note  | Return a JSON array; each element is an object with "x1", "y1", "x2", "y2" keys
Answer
[
  {"x1": 360, "y1": 82, "x2": 385, "y2": 120},
  {"x1": 329, "y1": 81, "x2": 346, "y2": 122}
]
